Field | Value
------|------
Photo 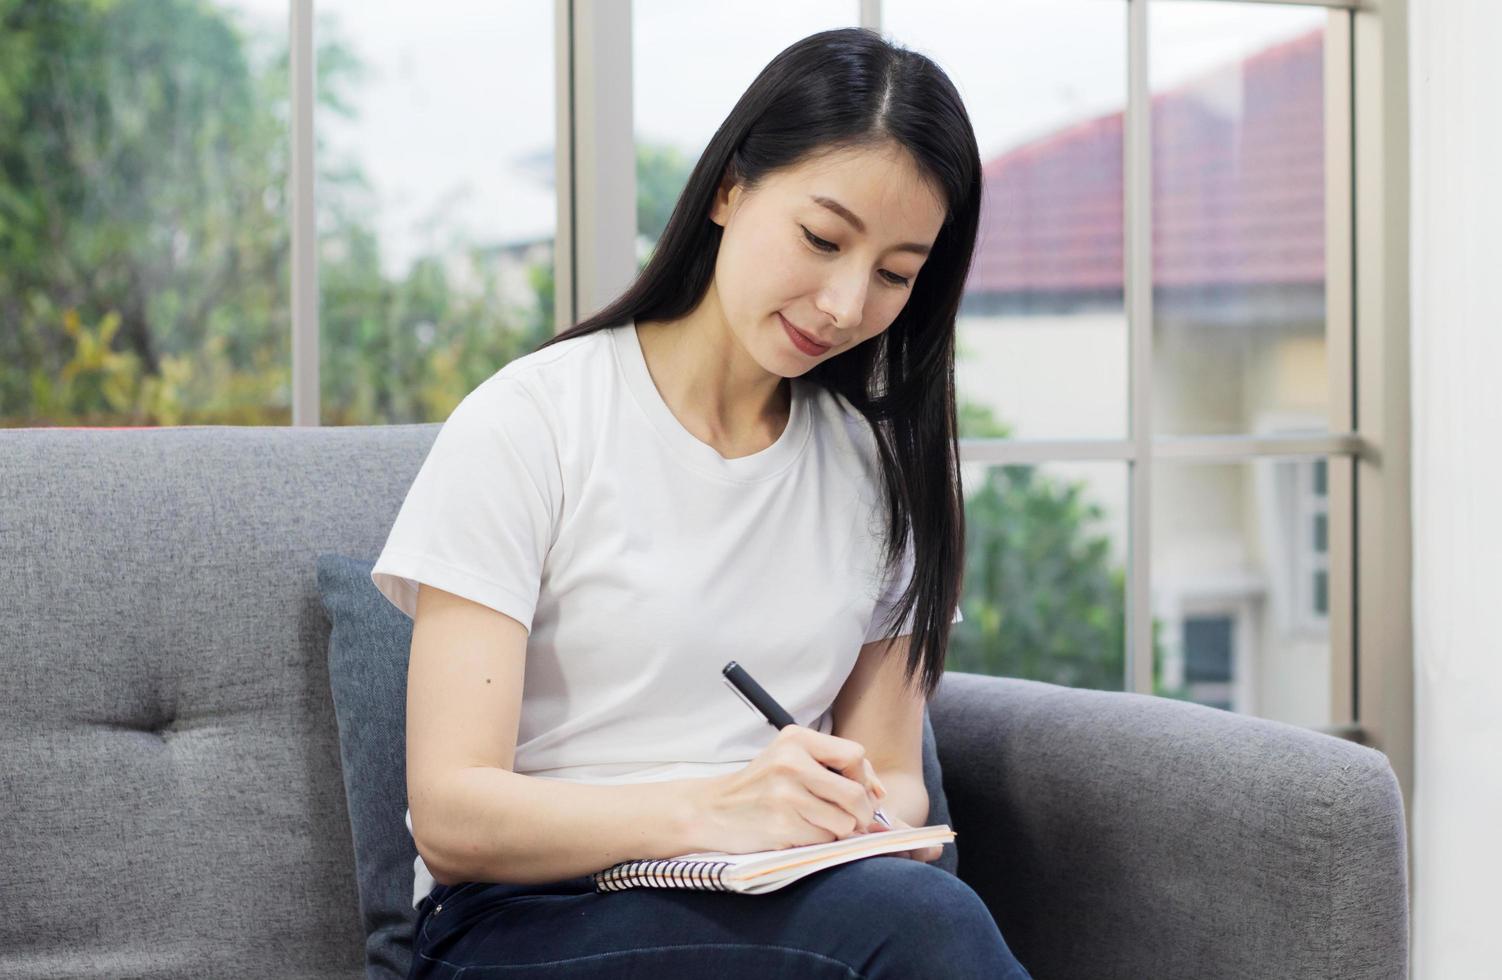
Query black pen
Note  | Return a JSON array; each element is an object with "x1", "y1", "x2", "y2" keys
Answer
[{"x1": 722, "y1": 659, "x2": 892, "y2": 829}]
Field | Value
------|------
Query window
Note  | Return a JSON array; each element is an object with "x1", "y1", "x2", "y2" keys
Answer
[
  {"x1": 315, "y1": 1, "x2": 557, "y2": 425},
  {"x1": 2, "y1": 0, "x2": 291, "y2": 426},
  {"x1": 1183, "y1": 613, "x2": 1236, "y2": 711},
  {"x1": 886, "y1": 0, "x2": 1129, "y2": 442},
  {"x1": 875, "y1": 0, "x2": 1349, "y2": 729},
  {"x1": 1300, "y1": 458, "x2": 1331, "y2": 624},
  {"x1": 8, "y1": 0, "x2": 1405, "y2": 766}
]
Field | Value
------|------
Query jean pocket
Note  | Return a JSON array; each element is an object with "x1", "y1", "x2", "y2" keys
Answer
[{"x1": 417, "y1": 880, "x2": 487, "y2": 949}]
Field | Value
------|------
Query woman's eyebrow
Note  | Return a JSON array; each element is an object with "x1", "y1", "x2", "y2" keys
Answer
[{"x1": 809, "y1": 195, "x2": 932, "y2": 256}]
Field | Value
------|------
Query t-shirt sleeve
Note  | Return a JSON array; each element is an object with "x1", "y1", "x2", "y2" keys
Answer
[
  {"x1": 370, "y1": 377, "x2": 562, "y2": 633},
  {"x1": 863, "y1": 531, "x2": 964, "y2": 644}
]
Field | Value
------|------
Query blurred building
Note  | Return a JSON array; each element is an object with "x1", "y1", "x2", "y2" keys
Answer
[{"x1": 957, "y1": 28, "x2": 1329, "y2": 724}]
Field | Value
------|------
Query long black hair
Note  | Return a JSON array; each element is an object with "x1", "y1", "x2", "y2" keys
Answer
[{"x1": 533, "y1": 27, "x2": 981, "y2": 702}]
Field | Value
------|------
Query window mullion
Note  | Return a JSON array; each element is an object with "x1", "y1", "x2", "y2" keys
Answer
[
  {"x1": 563, "y1": 0, "x2": 636, "y2": 328},
  {"x1": 290, "y1": 0, "x2": 318, "y2": 426},
  {"x1": 1126, "y1": 0, "x2": 1154, "y2": 697}
]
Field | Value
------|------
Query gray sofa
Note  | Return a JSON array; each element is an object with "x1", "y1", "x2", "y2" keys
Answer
[{"x1": 0, "y1": 425, "x2": 1410, "y2": 979}]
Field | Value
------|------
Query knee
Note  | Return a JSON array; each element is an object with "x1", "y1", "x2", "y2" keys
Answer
[
  {"x1": 863, "y1": 862, "x2": 1026, "y2": 979},
  {"x1": 859, "y1": 857, "x2": 989, "y2": 921}
]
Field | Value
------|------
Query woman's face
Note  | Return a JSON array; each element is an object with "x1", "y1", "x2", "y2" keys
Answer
[{"x1": 709, "y1": 142, "x2": 948, "y2": 375}]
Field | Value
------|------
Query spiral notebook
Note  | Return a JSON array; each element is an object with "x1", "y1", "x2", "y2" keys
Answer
[{"x1": 590, "y1": 824, "x2": 956, "y2": 894}]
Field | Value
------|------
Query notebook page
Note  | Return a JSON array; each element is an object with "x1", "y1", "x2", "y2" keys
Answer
[
  {"x1": 667, "y1": 826, "x2": 953, "y2": 871},
  {"x1": 737, "y1": 826, "x2": 956, "y2": 882}
]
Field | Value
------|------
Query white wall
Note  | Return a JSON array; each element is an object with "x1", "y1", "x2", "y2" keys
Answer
[{"x1": 1408, "y1": 1, "x2": 1502, "y2": 975}]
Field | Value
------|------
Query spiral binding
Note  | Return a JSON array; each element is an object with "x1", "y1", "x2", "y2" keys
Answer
[{"x1": 591, "y1": 857, "x2": 736, "y2": 893}]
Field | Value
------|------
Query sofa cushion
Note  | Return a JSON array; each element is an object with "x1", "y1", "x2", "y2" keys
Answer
[
  {"x1": 317, "y1": 552, "x2": 959, "y2": 977},
  {"x1": 318, "y1": 553, "x2": 421, "y2": 980}
]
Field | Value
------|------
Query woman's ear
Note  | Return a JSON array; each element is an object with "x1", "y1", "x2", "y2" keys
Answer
[{"x1": 710, "y1": 167, "x2": 741, "y2": 228}]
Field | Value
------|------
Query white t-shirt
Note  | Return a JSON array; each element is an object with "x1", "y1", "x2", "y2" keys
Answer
[{"x1": 371, "y1": 320, "x2": 961, "y2": 909}]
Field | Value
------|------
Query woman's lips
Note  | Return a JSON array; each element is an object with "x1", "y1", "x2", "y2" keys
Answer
[{"x1": 780, "y1": 313, "x2": 831, "y2": 356}]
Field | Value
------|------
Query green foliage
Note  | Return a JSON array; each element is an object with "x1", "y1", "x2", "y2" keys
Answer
[
  {"x1": 0, "y1": 0, "x2": 556, "y2": 426},
  {"x1": 636, "y1": 141, "x2": 696, "y2": 244},
  {"x1": 0, "y1": 0, "x2": 292, "y2": 423}
]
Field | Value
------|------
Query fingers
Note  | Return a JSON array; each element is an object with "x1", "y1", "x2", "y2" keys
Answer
[
  {"x1": 792, "y1": 788, "x2": 862, "y2": 841},
  {"x1": 802, "y1": 761, "x2": 877, "y2": 833},
  {"x1": 788, "y1": 726, "x2": 867, "y2": 776},
  {"x1": 777, "y1": 727, "x2": 897, "y2": 838},
  {"x1": 784, "y1": 726, "x2": 885, "y2": 802}
]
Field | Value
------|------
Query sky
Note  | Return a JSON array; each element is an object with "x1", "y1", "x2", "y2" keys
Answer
[{"x1": 219, "y1": 0, "x2": 1330, "y2": 279}]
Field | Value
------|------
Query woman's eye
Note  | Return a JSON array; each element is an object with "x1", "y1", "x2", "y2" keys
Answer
[
  {"x1": 802, "y1": 226, "x2": 911, "y2": 288},
  {"x1": 802, "y1": 227, "x2": 837, "y2": 252}
]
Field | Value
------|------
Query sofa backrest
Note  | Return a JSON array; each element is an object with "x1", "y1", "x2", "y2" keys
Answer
[{"x1": 1, "y1": 424, "x2": 440, "y2": 979}]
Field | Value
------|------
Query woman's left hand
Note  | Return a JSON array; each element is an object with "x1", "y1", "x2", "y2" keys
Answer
[{"x1": 865, "y1": 811, "x2": 944, "y2": 863}]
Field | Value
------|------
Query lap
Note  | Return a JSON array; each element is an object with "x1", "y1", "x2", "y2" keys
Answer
[{"x1": 410, "y1": 857, "x2": 1030, "y2": 979}]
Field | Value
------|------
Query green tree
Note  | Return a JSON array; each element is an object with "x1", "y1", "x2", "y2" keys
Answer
[
  {"x1": 637, "y1": 141, "x2": 697, "y2": 245},
  {"x1": 0, "y1": 0, "x2": 296, "y2": 424},
  {"x1": 0, "y1": 0, "x2": 554, "y2": 426}
]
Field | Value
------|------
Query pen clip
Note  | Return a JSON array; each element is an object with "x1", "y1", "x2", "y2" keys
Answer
[{"x1": 723, "y1": 674, "x2": 764, "y2": 719}]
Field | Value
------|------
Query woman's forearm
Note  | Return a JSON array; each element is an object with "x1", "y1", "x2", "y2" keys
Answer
[
  {"x1": 418, "y1": 762, "x2": 932, "y2": 888},
  {"x1": 417, "y1": 765, "x2": 705, "y2": 886},
  {"x1": 873, "y1": 767, "x2": 931, "y2": 828}
]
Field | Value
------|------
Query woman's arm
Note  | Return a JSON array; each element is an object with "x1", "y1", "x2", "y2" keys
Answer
[
  {"x1": 420, "y1": 767, "x2": 708, "y2": 886},
  {"x1": 870, "y1": 766, "x2": 930, "y2": 830},
  {"x1": 408, "y1": 583, "x2": 713, "y2": 885}
]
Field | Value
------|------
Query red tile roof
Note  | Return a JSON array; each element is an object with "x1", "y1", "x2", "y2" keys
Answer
[{"x1": 970, "y1": 28, "x2": 1323, "y2": 297}]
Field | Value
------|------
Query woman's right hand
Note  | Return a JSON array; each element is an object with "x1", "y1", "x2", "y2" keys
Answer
[{"x1": 690, "y1": 725, "x2": 890, "y2": 854}]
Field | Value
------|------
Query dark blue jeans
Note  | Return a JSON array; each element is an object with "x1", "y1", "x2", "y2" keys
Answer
[{"x1": 408, "y1": 855, "x2": 1032, "y2": 978}]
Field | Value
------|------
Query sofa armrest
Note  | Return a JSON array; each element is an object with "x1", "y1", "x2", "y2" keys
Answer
[{"x1": 930, "y1": 671, "x2": 1409, "y2": 980}]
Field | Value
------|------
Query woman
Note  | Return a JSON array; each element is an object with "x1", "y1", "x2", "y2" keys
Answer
[{"x1": 372, "y1": 25, "x2": 1032, "y2": 980}]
